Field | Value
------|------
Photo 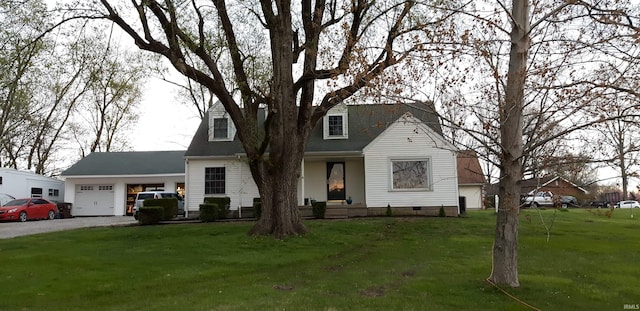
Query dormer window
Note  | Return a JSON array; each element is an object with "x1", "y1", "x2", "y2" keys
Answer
[
  {"x1": 208, "y1": 109, "x2": 235, "y2": 142},
  {"x1": 323, "y1": 112, "x2": 348, "y2": 139},
  {"x1": 328, "y1": 115, "x2": 343, "y2": 136},
  {"x1": 213, "y1": 118, "x2": 228, "y2": 139}
]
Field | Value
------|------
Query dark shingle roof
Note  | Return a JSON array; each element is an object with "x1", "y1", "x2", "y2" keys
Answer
[
  {"x1": 185, "y1": 103, "x2": 442, "y2": 157},
  {"x1": 61, "y1": 151, "x2": 185, "y2": 176}
]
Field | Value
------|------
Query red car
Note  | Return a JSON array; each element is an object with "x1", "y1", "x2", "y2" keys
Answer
[{"x1": 0, "y1": 198, "x2": 58, "y2": 222}]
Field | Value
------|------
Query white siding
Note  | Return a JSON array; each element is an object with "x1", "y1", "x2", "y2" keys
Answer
[
  {"x1": 186, "y1": 158, "x2": 259, "y2": 212},
  {"x1": 363, "y1": 117, "x2": 458, "y2": 208},
  {"x1": 458, "y1": 185, "x2": 484, "y2": 209},
  {"x1": 0, "y1": 168, "x2": 64, "y2": 201},
  {"x1": 303, "y1": 160, "x2": 326, "y2": 202},
  {"x1": 344, "y1": 158, "x2": 365, "y2": 205}
]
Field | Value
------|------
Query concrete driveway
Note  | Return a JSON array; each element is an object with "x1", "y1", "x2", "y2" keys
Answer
[{"x1": 0, "y1": 217, "x2": 137, "y2": 239}]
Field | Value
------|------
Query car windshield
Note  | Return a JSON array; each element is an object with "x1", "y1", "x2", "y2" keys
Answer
[
  {"x1": 137, "y1": 194, "x2": 155, "y2": 200},
  {"x1": 160, "y1": 193, "x2": 181, "y2": 200},
  {"x1": 4, "y1": 199, "x2": 29, "y2": 206}
]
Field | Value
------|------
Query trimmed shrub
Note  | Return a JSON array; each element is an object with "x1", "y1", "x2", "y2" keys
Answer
[
  {"x1": 253, "y1": 198, "x2": 262, "y2": 219},
  {"x1": 312, "y1": 201, "x2": 327, "y2": 219},
  {"x1": 144, "y1": 198, "x2": 178, "y2": 220},
  {"x1": 438, "y1": 206, "x2": 446, "y2": 217},
  {"x1": 203, "y1": 197, "x2": 231, "y2": 219},
  {"x1": 138, "y1": 206, "x2": 164, "y2": 225},
  {"x1": 199, "y1": 203, "x2": 219, "y2": 222}
]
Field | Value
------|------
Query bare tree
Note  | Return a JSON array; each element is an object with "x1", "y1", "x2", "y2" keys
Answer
[
  {"x1": 0, "y1": 0, "x2": 48, "y2": 169},
  {"x1": 590, "y1": 97, "x2": 640, "y2": 200},
  {"x1": 421, "y1": 0, "x2": 640, "y2": 287},
  {"x1": 1, "y1": 1, "x2": 149, "y2": 175},
  {"x1": 536, "y1": 153, "x2": 598, "y2": 187},
  {"x1": 70, "y1": 28, "x2": 149, "y2": 156}
]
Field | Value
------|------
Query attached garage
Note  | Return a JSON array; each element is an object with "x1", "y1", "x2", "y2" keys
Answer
[{"x1": 61, "y1": 151, "x2": 186, "y2": 216}]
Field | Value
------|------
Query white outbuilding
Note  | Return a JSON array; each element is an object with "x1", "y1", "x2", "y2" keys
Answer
[{"x1": 0, "y1": 168, "x2": 65, "y2": 202}]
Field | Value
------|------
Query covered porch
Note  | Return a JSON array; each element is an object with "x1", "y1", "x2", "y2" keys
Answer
[{"x1": 298, "y1": 155, "x2": 366, "y2": 207}]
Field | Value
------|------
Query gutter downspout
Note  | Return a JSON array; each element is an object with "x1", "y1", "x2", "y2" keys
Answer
[
  {"x1": 238, "y1": 154, "x2": 242, "y2": 218},
  {"x1": 185, "y1": 158, "x2": 189, "y2": 219}
]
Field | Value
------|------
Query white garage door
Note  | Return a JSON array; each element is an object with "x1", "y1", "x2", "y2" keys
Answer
[{"x1": 73, "y1": 185, "x2": 115, "y2": 216}]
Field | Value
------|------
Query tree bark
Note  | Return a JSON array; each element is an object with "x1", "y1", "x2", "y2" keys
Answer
[
  {"x1": 247, "y1": 0, "x2": 307, "y2": 237},
  {"x1": 489, "y1": 0, "x2": 530, "y2": 288},
  {"x1": 247, "y1": 149, "x2": 307, "y2": 238},
  {"x1": 617, "y1": 127, "x2": 628, "y2": 199}
]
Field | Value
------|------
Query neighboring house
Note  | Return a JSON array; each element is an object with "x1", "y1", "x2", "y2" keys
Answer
[
  {"x1": 0, "y1": 168, "x2": 64, "y2": 201},
  {"x1": 457, "y1": 151, "x2": 486, "y2": 210},
  {"x1": 184, "y1": 102, "x2": 460, "y2": 217},
  {"x1": 485, "y1": 175, "x2": 589, "y2": 203},
  {"x1": 60, "y1": 151, "x2": 185, "y2": 216},
  {"x1": 520, "y1": 176, "x2": 589, "y2": 198}
]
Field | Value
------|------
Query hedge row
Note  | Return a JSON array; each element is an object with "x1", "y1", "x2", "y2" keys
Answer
[
  {"x1": 138, "y1": 206, "x2": 164, "y2": 225},
  {"x1": 200, "y1": 197, "x2": 231, "y2": 222},
  {"x1": 144, "y1": 198, "x2": 178, "y2": 220},
  {"x1": 136, "y1": 198, "x2": 179, "y2": 225}
]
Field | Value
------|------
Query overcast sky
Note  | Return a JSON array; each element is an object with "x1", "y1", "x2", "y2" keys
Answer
[{"x1": 132, "y1": 77, "x2": 201, "y2": 152}]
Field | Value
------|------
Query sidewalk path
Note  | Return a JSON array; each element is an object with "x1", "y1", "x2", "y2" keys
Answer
[{"x1": 0, "y1": 217, "x2": 137, "y2": 239}]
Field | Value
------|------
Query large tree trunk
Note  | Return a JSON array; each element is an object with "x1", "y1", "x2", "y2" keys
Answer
[
  {"x1": 246, "y1": 106, "x2": 308, "y2": 237},
  {"x1": 489, "y1": 0, "x2": 529, "y2": 288},
  {"x1": 247, "y1": 150, "x2": 307, "y2": 238},
  {"x1": 247, "y1": 1, "x2": 307, "y2": 238}
]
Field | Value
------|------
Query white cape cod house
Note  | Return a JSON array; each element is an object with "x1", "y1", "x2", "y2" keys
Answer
[{"x1": 184, "y1": 102, "x2": 460, "y2": 217}]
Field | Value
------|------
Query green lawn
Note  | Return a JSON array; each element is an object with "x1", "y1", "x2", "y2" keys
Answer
[{"x1": 0, "y1": 208, "x2": 638, "y2": 310}]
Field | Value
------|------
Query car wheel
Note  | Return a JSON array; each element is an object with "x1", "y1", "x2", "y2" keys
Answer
[
  {"x1": 48, "y1": 210, "x2": 55, "y2": 220},
  {"x1": 532, "y1": 202, "x2": 539, "y2": 208},
  {"x1": 19, "y1": 211, "x2": 27, "y2": 222}
]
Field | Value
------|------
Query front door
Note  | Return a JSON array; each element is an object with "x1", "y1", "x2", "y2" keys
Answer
[{"x1": 327, "y1": 162, "x2": 346, "y2": 201}]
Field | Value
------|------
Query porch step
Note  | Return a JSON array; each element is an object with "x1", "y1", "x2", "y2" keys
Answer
[{"x1": 324, "y1": 205, "x2": 354, "y2": 219}]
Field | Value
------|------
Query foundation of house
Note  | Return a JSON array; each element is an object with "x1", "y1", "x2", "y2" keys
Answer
[{"x1": 221, "y1": 204, "x2": 458, "y2": 219}]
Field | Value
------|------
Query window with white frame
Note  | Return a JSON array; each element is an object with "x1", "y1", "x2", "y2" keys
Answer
[
  {"x1": 208, "y1": 111, "x2": 236, "y2": 142},
  {"x1": 213, "y1": 118, "x2": 229, "y2": 139},
  {"x1": 48, "y1": 189, "x2": 60, "y2": 197},
  {"x1": 390, "y1": 159, "x2": 432, "y2": 190},
  {"x1": 205, "y1": 167, "x2": 226, "y2": 194},
  {"x1": 323, "y1": 113, "x2": 348, "y2": 139}
]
